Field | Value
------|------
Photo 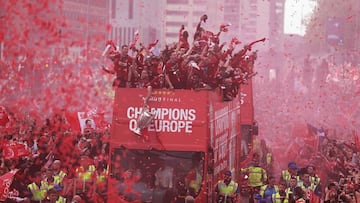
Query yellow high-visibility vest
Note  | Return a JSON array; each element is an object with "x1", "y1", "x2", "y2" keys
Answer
[
  {"x1": 281, "y1": 170, "x2": 290, "y2": 181},
  {"x1": 260, "y1": 185, "x2": 279, "y2": 198},
  {"x1": 217, "y1": 180, "x2": 238, "y2": 196},
  {"x1": 27, "y1": 182, "x2": 47, "y2": 201},
  {"x1": 56, "y1": 196, "x2": 67, "y2": 203},
  {"x1": 41, "y1": 179, "x2": 55, "y2": 191},
  {"x1": 77, "y1": 165, "x2": 96, "y2": 181},
  {"x1": 96, "y1": 171, "x2": 107, "y2": 183},
  {"x1": 188, "y1": 169, "x2": 202, "y2": 193},
  {"x1": 310, "y1": 174, "x2": 320, "y2": 185},
  {"x1": 242, "y1": 166, "x2": 267, "y2": 187},
  {"x1": 272, "y1": 192, "x2": 289, "y2": 203},
  {"x1": 54, "y1": 170, "x2": 67, "y2": 185},
  {"x1": 299, "y1": 182, "x2": 317, "y2": 192}
]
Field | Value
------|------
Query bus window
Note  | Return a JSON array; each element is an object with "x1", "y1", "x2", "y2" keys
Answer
[{"x1": 109, "y1": 148, "x2": 204, "y2": 203}]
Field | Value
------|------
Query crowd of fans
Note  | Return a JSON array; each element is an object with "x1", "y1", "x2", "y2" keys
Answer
[
  {"x1": 0, "y1": 107, "x2": 110, "y2": 203},
  {"x1": 319, "y1": 134, "x2": 360, "y2": 203},
  {"x1": 236, "y1": 129, "x2": 360, "y2": 203},
  {"x1": 2, "y1": 112, "x2": 360, "y2": 203}
]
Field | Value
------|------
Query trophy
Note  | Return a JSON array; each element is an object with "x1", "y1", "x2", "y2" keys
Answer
[
  {"x1": 131, "y1": 86, "x2": 155, "y2": 136},
  {"x1": 132, "y1": 105, "x2": 155, "y2": 136}
]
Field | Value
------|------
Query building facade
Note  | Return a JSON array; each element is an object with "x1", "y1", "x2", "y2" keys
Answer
[
  {"x1": 106, "y1": 0, "x2": 276, "y2": 51},
  {"x1": 62, "y1": 0, "x2": 109, "y2": 61}
]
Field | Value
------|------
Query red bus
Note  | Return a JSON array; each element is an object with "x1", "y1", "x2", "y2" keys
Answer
[{"x1": 107, "y1": 87, "x2": 255, "y2": 202}]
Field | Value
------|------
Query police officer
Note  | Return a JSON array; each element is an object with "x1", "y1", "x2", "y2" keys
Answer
[{"x1": 215, "y1": 170, "x2": 239, "y2": 203}]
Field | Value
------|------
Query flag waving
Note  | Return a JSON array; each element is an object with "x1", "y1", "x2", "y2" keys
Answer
[
  {"x1": 0, "y1": 169, "x2": 19, "y2": 201},
  {"x1": 1, "y1": 141, "x2": 31, "y2": 159}
]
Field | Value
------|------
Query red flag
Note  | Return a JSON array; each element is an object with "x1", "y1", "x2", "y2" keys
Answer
[
  {"x1": 65, "y1": 111, "x2": 81, "y2": 133},
  {"x1": 64, "y1": 110, "x2": 107, "y2": 134},
  {"x1": 0, "y1": 169, "x2": 19, "y2": 201},
  {"x1": 1, "y1": 141, "x2": 31, "y2": 159},
  {"x1": 306, "y1": 123, "x2": 319, "y2": 149}
]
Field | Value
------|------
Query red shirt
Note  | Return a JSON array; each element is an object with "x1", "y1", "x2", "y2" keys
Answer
[
  {"x1": 146, "y1": 75, "x2": 166, "y2": 89},
  {"x1": 112, "y1": 53, "x2": 133, "y2": 80},
  {"x1": 165, "y1": 59, "x2": 186, "y2": 89}
]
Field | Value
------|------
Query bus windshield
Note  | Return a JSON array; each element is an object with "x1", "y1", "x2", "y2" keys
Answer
[{"x1": 110, "y1": 148, "x2": 204, "y2": 203}]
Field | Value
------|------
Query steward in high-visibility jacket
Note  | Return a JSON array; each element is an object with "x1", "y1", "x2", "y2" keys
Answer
[
  {"x1": 27, "y1": 172, "x2": 47, "y2": 203},
  {"x1": 94, "y1": 164, "x2": 109, "y2": 194},
  {"x1": 76, "y1": 157, "x2": 96, "y2": 193},
  {"x1": 241, "y1": 161, "x2": 267, "y2": 188},
  {"x1": 41, "y1": 177, "x2": 57, "y2": 192},
  {"x1": 285, "y1": 176, "x2": 298, "y2": 198},
  {"x1": 95, "y1": 168, "x2": 107, "y2": 184},
  {"x1": 46, "y1": 188, "x2": 67, "y2": 203},
  {"x1": 260, "y1": 176, "x2": 278, "y2": 202},
  {"x1": 53, "y1": 170, "x2": 67, "y2": 186},
  {"x1": 76, "y1": 164, "x2": 96, "y2": 182},
  {"x1": 52, "y1": 160, "x2": 67, "y2": 186},
  {"x1": 272, "y1": 181, "x2": 289, "y2": 203},
  {"x1": 298, "y1": 181, "x2": 317, "y2": 193},
  {"x1": 306, "y1": 165, "x2": 320, "y2": 186},
  {"x1": 215, "y1": 171, "x2": 239, "y2": 203},
  {"x1": 280, "y1": 162, "x2": 298, "y2": 187},
  {"x1": 297, "y1": 171, "x2": 317, "y2": 201},
  {"x1": 42, "y1": 168, "x2": 62, "y2": 192},
  {"x1": 186, "y1": 167, "x2": 202, "y2": 196}
]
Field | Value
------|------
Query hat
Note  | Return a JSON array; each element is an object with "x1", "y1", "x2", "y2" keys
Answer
[
  {"x1": 224, "y1": 170, "x2": 232, "y2": 176},
  {"x1": 288, "y1": 162, "x2": 297, "y2": 169},
  {"x1": 54, "y1": 184, "x2": 63, "y2": 191}
]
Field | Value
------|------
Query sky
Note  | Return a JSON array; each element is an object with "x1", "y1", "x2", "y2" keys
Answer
[{"x1": 284, "y1": 0, "x2": 317, "y2": 35}]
